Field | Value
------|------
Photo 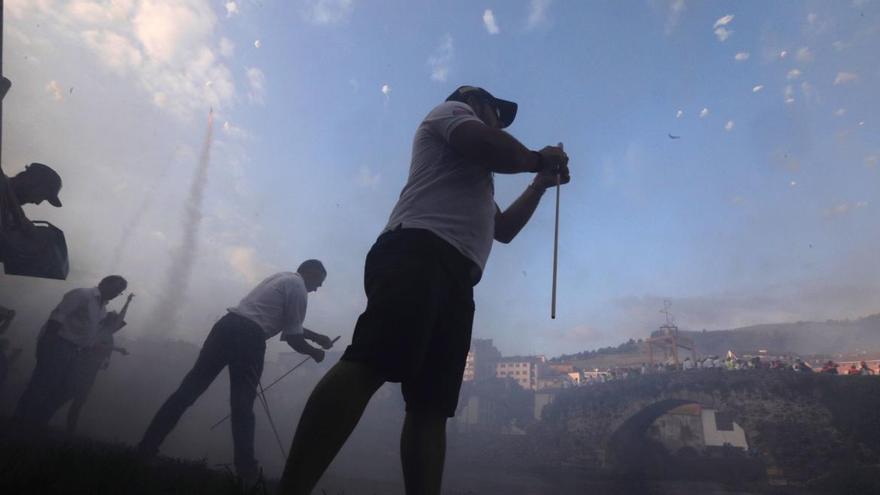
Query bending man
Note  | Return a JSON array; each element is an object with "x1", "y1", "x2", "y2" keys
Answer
[
  {"x1": 280, "y1": 86, "x2": 570, "y2": 494},
  {"x1": 138, "y1": 261, "x2": 334, "y2": 480},
  {"x1": 14, "y1": 275, "x2": 128, "y2": 427}
]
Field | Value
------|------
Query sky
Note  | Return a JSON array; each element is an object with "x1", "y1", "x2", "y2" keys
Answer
[{"x1": 1, "y1": 0, "x2": 878, "y2": 358}]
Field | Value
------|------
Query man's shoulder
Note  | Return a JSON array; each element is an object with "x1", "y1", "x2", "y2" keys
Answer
[
  {"x1": 274, "y1": 272, "x2": 306, "y2": 290},
  {"x1": 426, "y1": 101, "x2": 475, "y2": 119}
]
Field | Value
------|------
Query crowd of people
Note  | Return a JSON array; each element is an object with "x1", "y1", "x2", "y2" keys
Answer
[
  {"x1": 2, "y1": 84, "x2": 571, "y2": 495},
  {"x1": 579, "y1": 354, "x2": 879, "y2": 385}
]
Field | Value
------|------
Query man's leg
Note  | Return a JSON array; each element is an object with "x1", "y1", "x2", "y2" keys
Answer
[
  {"x1": 278, "y1": 360, "x2": 385, "y2": 494},
  {"x1": 65, "y1": 356, "x2": 102, "y2": 434},
  {"x1": 138, "y1": 324, "x2": 228, "y2": 455},
  {"x1": 227, "y1": 326, "x2": 265, "y2": 478},
  {"x1": 401, "y1": 410, "x2": 448, "y2": 495},
  {"x1": 14, "y1": 334, "x2": 76, "y2": 427}
]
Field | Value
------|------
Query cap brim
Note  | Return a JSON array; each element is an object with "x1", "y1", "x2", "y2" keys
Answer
[
  {"x1": 48, "y1": 196, "x2": 62, "y2": 207},
  {"x1": 495, "y1": 98, "x2": 518, "y2": 128}
]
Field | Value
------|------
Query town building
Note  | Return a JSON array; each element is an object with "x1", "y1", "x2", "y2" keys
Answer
[
  {"x1": 496, "y1": 355, "x2": 545, "y2": 390},
  {"x1": 647, "y1": 403, "x2": 749, "y2": 454},
  {"x1": 463, "y1": 338, "x2": 502, "y2": 382}
]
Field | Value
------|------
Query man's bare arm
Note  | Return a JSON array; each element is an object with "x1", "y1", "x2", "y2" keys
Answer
[
  {"x1": 448, "y1": 121, "x2": 541, "y2": 174},
  {"x1": 495, "y1": 163, "x2": 571, "y2": 244},
  {"x1": 283, "y1": 334, "x2": 325, "y2": 362}
]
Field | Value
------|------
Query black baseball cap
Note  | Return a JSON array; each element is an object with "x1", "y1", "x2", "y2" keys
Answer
[
  {"x1": 26, "y1": 162, "x2": 63, "y2": 207},
  {"x1": 446, "y1": 85, "x2": 518, "y2": 128}
]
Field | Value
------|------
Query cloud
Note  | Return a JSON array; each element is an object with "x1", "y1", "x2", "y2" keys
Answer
[
  {"x1": 664, "y1": 0, "x2": 686, "y2": 35},
  {"x1": 734, "y1": 51, "x2": 750, "y2": 61},
  {"x1": 483, "y1": 9, "x2": 500, "y2": 34},
  {"x1": 712, "y1": 14, "x2": 734, "y2": 42},
  {"x1": 219, "y1": 37, "x2": 234, "y2": 57},
  {"x1": 825, "y1": 202, "x2": 852, "y2": 218},
  {"x1": 675, "y1": 109, "x2": 683, "y2": 118},
  {"x1": 713, "y1": 14, "x2": 734, "y2": 28},
  {"x1": 55, "y1": 0, "x2": 238, "y2": 119},
  {"x1": 714, "y1": 27, "x2": 732, "y2": 41},
  {"x1": 526, "y1": 0, "x2": 552, "y2": 30},
  {"x1": 381, "y1": 83, "x2": 391, "y2": 96},
  {"x1": 699, "y1": 107, "x2": 709, "y2": 118},
  {"x1": 784, "y1": 85, "x2": 795, "y2": 104},
  {"x1": 225, "y1": 1, "x2": 239, "y2": 17},
  {"x1": 302, "y1": 0, "x2": 354, "y2": 25},
  {"x1": 795, "y1": 47, "x2": 814, "y2": 62},
  {"x1": 246, "y1": 67, "x2": 265, "y2": 104},
  {"x1": 779, "y1": 50, "x2": 788, "y2": 58},
  {"x1": 832, "y1": 40, "x2": 850, "y2": 51},
  {"x1": 226, "y1": 246, "x2": 267, "y2": 285},
  {"x1": 833, "y1": 72, "x2": 858, "y2": 85},
  {"x1": 824, "y1": 201, "x2": 867, "y2": 219},
  {"x1": 357, "y1": 166, "x2": 381, "y2": 188},
  {"x1": 254, "y1": 39, "x2": 261, "y2": 48},
  {"x1": 835, "y1": 108, "x2": 846, "y2": 117},
  {"x1": 724, "y1": 120, "x2": 735, "y2": 131},
  {"x1": 222, "y1": 120, "x2": 250, "y2": 140},
  {"x1": 752, "y1": 85, "x2": 764, "y2": 92},
  {"x1": 428, "y1": 34, "x2": 454, "y2": 83},
  {"x1": 807, "y1": 13, "x2": 817, "y2": 24},
  {"x1": 46, "y1": 80, "x2": 64, "y2": 101},
  {"x1": 81, "y1": 29, "x2": 143, "y2": 74},
  {"x1": 790, "y1": 180, "x2": 797, "y2": 187},
  {"x1": 786, "y1": 69, "x2": 801, "y2": 80}
]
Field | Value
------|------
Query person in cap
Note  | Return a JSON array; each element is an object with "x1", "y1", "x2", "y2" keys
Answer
[
  {"x1": 0, "y1": 162, "x2": 63, "y2": 262},
  {"x1": 279, "y1": 85, "x2": 570, "y2": 495},
  {"x1": 138, "y1": 262, "x2": 334, "y2": 481},
  {"x1": 13, "y1": 275, "x2": 128, "y2": 428}
]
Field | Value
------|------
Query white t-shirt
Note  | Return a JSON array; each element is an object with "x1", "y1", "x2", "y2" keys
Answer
[
  {"x1": 46, "y1": 287, "x2": 108, "y2": 348},
  {"x1": 228, "y1": 272, "x2": 307, "y2": 340},
  {"x1": 384, "y1": 101, "x2": 497, "y2": 275}
]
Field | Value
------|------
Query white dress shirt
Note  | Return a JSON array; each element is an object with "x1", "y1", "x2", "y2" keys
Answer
[
  {"x1": 47, "y1": 287, "x2": 108, "y2": 348},
  {"x1": 228, "y1": 272, "x2": 308, "y2": 339}
]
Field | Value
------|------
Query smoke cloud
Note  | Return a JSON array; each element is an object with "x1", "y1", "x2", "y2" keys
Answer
[{"x1": 152, "y1": 110, "x2": 215, "y2": 335}]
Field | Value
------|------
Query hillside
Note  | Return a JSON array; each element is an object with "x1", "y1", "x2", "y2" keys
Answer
[
  {"x1": 684, "y1": 313, "x2": 880, "y2": 357},
  {"x1": 555, "y1": 313, "x2": 880, "y2": 367}
]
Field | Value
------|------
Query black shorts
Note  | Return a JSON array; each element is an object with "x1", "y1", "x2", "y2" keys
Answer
[{"x1": 341, "y1": 227, "x2": 476, "y2": 417}]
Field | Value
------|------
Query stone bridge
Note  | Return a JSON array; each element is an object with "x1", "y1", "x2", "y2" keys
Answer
[{"x1": 532, "y1": 369, "x2": 880, "y2": 481}]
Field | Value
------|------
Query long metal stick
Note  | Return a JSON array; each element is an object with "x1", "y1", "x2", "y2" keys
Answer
[
  {"x1": 257, "y1": 380, "x2": 287, "y2": 460},
  {"x1": 209, "y1": 336, "x2": 341, "y2": 430},
  {"x1": 552, "y1": 142, "x2": 563, "y2": 319}
]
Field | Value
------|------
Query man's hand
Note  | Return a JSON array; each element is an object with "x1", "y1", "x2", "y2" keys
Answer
[
  {"x1": 310, "y1": 348, "x2": 325, "y2": 363},
  {"x1": 312, "y1": 334, "x2": 334, "y2": 350},
  {"x1": 533, "y1": 145, "x2": 570, "y2": 190}
]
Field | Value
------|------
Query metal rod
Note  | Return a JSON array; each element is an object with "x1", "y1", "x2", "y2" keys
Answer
[
  {"x1": 209, "y1": 336, "x2": 341, "y2": 430},
  {"x1": 551, "y1": 142, "x2": 563, "y2": 319},
  {"x1": 257, "y1": 380, "x2": 287, "y2": 460}
]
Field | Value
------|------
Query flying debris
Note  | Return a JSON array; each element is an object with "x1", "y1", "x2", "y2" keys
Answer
[
  {"x1": 69, "y1": 87, "x2": 74, "y2": 94},
  {"x1": 668, "y1": 133, "x2": 681, "y2": 140}
]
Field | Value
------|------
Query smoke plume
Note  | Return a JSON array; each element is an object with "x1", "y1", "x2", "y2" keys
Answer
[{"x1": 152, "y1": 109, "x2": 215, "y2": 335}]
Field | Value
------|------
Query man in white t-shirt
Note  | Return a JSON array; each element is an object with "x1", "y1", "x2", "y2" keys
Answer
[
  {"x1": 138, "y1": 260, "x2": 333, "y2": 479},
  {"x1": 13, "y1": 275, "x2": 127, "y2": 426},
  {"x1": 280, "y1": 86, "x2": 570, "y2": 495}
]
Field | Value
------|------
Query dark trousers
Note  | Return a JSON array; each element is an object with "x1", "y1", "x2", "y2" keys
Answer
[
  {"x1": 138, "y1": 313, "x2": 266, "y2": 474},
  {"x1": 66, "y1": 350, "x2": 107, "y2": 434},
  {"x1": 14, "y1": 331, "x2": 79, "y2": 426}
]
